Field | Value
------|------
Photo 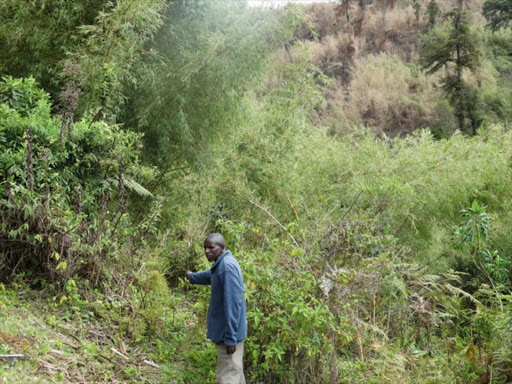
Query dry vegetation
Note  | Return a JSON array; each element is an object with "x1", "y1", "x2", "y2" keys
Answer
[
  {"x1": 283, "y1": 0, "x2": 497, "y2": 136},
  {"x1": 325, "y1": 54, "x2": 446, "y2": 135}
]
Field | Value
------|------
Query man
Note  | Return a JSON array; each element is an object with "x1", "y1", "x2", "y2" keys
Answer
[{"x1": 186, "y1": 233, "x2": 247, "y2": 384}]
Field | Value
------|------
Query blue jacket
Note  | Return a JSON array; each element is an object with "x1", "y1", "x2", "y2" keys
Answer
[{"x1": 188, "y1": 250, "x2": 247, "y2": 346}]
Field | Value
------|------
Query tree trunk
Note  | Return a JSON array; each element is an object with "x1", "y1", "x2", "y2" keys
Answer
[{"x1": 456, "y1": 39, "x2": 465, "y2": 132}]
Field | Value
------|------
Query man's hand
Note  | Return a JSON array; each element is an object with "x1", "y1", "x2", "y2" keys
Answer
[
  {"x1": 225, "y1": 344, "x2": 236, "y2": 354},
  {"x1": 186, "y1": 270, "x2": 191, "y2": 279}
]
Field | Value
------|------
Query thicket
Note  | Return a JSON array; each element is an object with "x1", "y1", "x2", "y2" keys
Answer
[
  {"x1": 0, "y1": 76, "x2": 159, "y2": 289},
  {"x1": 1, "y1": 1, "x2": 512, "y2": 383},
  {"x1": 159, "y1": 47, "x2": 512, "y2": 382},
  {"x1": 0, "y1": 0, "x2": 166, "y2": 120}
]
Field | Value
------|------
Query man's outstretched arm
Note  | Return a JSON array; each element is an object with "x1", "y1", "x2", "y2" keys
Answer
[{"x1": 187, "y1": 269, "x2": 212, "y2": 285}]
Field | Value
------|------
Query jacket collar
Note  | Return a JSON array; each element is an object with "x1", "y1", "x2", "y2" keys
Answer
[{"x1": 211, "y1": 250, "x2": 231, "y2": 270}]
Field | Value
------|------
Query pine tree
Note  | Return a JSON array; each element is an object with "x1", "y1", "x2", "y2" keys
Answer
[
  {"x1": 426, "y1": 0, "x2": 441, "y2": 30},
  {"x1": 483, "y1": 0, "x2": 512, "y2": 31},
  {"x1": 421, "y1": 9, "x2": 481, "y2": 134}
]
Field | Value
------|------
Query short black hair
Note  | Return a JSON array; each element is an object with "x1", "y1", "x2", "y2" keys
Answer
[{"x1": 205, "y1": 233, "x2": 226, "y2": 248}]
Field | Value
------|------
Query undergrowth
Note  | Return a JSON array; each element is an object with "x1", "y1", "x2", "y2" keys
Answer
[{"x1": 1, "y1": 1, "x2": 512, "y2": 383}]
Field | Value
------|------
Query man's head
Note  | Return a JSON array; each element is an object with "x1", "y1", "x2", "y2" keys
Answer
[{"x1": 204, "y1": 233, "x2": 226, "y2": 262}]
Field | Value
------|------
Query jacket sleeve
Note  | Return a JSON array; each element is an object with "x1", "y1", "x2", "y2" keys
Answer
[
  {"x1": 221, "y1": 269, "x2": 244, "y2": 346},
  {"x1": 188, "y1": 269, "x2": 212, "y2": 285}
]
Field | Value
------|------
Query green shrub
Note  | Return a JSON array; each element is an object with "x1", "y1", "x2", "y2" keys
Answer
[{"x1": 0, "y1": 76, "x2": 156, "y2": 286}]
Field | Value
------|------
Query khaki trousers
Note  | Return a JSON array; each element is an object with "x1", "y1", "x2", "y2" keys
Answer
[{"x1": 216, "y1": 341, "x2": 246, "y2": 384}]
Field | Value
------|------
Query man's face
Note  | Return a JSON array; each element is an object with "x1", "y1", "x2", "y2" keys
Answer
[{"x1": 204, "y1": 239, "x2": 224, "y2": 262}]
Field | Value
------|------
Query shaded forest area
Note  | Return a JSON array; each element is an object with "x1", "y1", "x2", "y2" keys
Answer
[{"x1": 0, "y1": 0, "x2": 511, "y2": 383}]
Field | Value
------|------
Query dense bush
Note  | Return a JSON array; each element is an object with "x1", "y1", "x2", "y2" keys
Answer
[
  {"x1": 160, "y1": 49, "x2": 512, "y2": 383},
  {"x1": 0, "y1": 0, "x2": 166, "y2": 120},
  {"x1": 0, "y1": 77, "x2": 157, "y2": 286}
]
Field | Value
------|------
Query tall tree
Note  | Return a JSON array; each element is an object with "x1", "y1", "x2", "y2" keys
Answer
[
  {"x1": 336, "y1": 0, "x2": 352, "y2": 23},
  {"x1": 483, "y1": 0, "x2": 512, "y2": 31},
  {"x1": 426, "y1": 0, "x2": 441, "y2": 30},
  {"x1": 421, "y1": 9, "x2": 481, "y2": 134}
]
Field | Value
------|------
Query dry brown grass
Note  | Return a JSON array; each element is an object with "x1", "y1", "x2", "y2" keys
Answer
[
  {"x1": 298, "y1": 2, "x2": 426, "y2": 74},
  {"x1": 357, "y1": 6, "x2": 423, "y2": 60},
  {"x1": 296, "y1": 3, "x2": 345, "y2": 40},
  {"x1": 300, "y1": 0, "x2": 487, "y2": 61},
  {"x1": 325, "y1": 54, "x2": 446, "y2": 135},
  {"x1": 307, "y1": 34, "x2": 358, "y2": 81}
]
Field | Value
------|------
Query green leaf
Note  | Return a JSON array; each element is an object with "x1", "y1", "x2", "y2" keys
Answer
[
  {"x1": 56, "y1": 261, "x2": 67, "y2": 271},
  {"x1": 123, "y1": 177, "x2": 153, "y2": 197}
]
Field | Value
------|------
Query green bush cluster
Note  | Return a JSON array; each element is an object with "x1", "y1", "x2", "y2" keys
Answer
[{"x1": 0, "y1": 76, "x2": 156, "y2": 285}]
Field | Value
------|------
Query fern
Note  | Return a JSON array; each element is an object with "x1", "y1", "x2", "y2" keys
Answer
[{"x1": 123, "y1": 177, "x2": 153, "y2": 198}]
